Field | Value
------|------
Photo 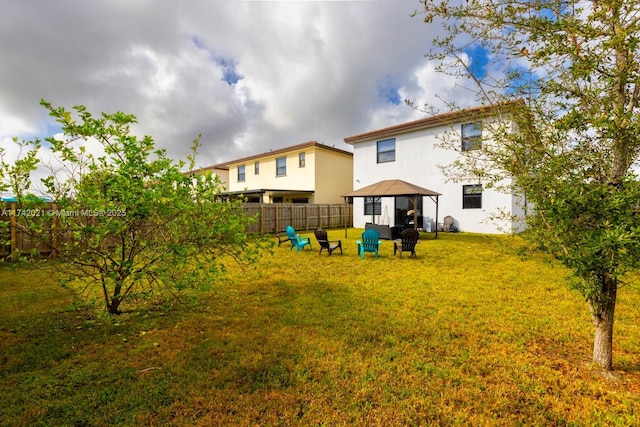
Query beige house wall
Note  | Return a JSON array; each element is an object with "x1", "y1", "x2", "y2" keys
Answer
[
  {"x1": 186, "y1": 166, "x2": 229, "y2": 192},
  {"x1": 313, "y1": 149, "x2": 353, "y2": 204},
  {"x1": 214, "y1": 169, "x2": 229, "y2": 191},
  {"x1": 227, "y1": 151, "x2": 314, "y2": 194}
]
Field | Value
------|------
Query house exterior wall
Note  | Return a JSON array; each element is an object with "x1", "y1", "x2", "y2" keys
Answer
[
  {"x1": 228, "y1": 153, "x2": 314, "y2": 197},
  {"x1": 214, "y1": 168, "x2": 229, "y2": 191},
  {"x1": 348, "y1": 118, "x2": 524, "y2": 234},
  {"x1": 186, "y1": 166, "x2": 229, "y2": 192},
  {"x1": 313, "y1": 148, "x2": 353, "y2": 204}
]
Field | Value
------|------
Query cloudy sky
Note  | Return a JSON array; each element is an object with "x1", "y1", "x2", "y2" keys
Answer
[{"x1": 0, "y1": 0, "x2": 482, "y2": 172}]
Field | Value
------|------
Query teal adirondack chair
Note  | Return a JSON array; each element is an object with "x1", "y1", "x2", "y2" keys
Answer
[
  {"x1": 285, "y1": 225, "x2": 312, "y2": 251},
  {"x1": 357, "y1": 228, "x2": 382, "y2": 259}
]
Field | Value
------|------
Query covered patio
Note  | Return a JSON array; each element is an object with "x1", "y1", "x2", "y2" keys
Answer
[{"x1": 342, "y1": 179, "x2": 442, "y2": 238}]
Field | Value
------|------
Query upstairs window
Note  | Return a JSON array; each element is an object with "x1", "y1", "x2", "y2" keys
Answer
[
  {"x1": 461, "y1": 122, "x2": 482, "y2": 151},
  {"x1": 364, "y1": 196, "x2": 382, "y2": 215},
  {"x1": 299, "y1": 152, "x2": 306, "y2": 167},
  {"x1": 255, "y1": 161, "x2": 260, "y2": 175},
  {"x1": 237, "y1": 165, "x2": 245, "y2": 182},
  {"x1": 463, "y1": 184, "x2": 482, "y2": 209},
  {"x1": 276, "y1": 157, "x2": 287, "y2": 176},
  {"x1": 377, "y1": 138, "x2": 396, "y2": 163}
]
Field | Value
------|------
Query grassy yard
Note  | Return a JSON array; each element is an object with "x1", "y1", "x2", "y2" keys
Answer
[{"x1": 2, "y1": 229, "x2": 640, "y2": 426}]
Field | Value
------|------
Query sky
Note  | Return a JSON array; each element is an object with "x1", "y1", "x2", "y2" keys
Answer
[{"x1": 0, "y1": 0, "x2": 486, "y2": 175}]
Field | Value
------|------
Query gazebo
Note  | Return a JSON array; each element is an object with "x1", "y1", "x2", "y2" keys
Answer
[{"x1": 342, "y1": 179, "x2": 442, "y2": 238}]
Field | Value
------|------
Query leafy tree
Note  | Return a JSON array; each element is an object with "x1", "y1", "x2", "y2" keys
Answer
[
  {"x1": 0, "y1": 138, "x2": 42, "y2": 257},
  {"x1": 2, "y1": 100, "x2": 270, "y2": 314},
  {"x1": 416, "y1": 0, "x2": 640, "y2": 370}
]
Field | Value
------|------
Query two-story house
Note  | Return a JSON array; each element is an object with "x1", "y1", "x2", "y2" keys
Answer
[
  {"x1": 344, "y1": 105, "x2": 525, "y2": 234},
  {"x1": 214, "y1": 141, "x2": 353, "y2": 204}
]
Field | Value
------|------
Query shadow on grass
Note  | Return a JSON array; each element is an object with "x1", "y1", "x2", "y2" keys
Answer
[
  {"x1": 183, "y1": 278, "x2": 365, "y2": 391},
  {"x1": 4, "y1": 231, "x2": 640, "y2": 426}
]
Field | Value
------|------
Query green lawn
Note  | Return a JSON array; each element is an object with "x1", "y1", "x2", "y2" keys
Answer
[{"x1": 2, "y1": 229, "x2": 640, "y2": 426}]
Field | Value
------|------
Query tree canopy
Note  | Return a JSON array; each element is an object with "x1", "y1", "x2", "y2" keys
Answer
[
  {"x1": 1, "y1": 100, "x2": 270, "y2": 314},
  {"x1": 417, "y1": 0, "x2": 640, "y2": 370}
]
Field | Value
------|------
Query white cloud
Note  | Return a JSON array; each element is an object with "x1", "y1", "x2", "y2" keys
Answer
[{"x1": 0, "y1": 0, "x2": 485, "y2": 180}]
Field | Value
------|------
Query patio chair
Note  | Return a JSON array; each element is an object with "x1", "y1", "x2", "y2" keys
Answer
[
  {"x1": 314, "y1": 228, "x2": 343, "y2": 256},
  {"x1": 443, "y1": 215, "x2": 454, "y2": 232},
  {"x1": 275, "y1": 231, "x2": 291, "y2": 247},
  {"x1": 394, "y1": 228, "x2": 420, "y2": 259},
  {"x1": 285, "y1": 225, "x2": 312, "y2": 251},
  {"x1": 357, "y1": 228, "x2": 382, "y2": 259}
]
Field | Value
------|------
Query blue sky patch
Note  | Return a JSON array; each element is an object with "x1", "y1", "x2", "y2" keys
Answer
[
  {"x1": 191, "y1": 36, "x2": 243, "y2": 86},
  {"x1": 11, "y1": 121, "x2": 63, "y2": 149},
  {"x1": 463, "y1": 44, "x2": 489, "y2": 80},
  {"x1": 377, "y1": 77, "x2": 401, "y2": 105}
]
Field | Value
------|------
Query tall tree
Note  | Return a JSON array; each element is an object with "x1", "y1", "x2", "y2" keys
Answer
[
  {"x1": 2, "y1": 100, "x2": 270, "y2": 314},
  {"x1": 417, "y1": 0, "x2": 640, "y2": 370}
]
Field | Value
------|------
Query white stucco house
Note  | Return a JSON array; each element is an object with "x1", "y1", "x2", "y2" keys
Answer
[{"x1": 344, "y1": 104, "x2": 525, "y2": 234}]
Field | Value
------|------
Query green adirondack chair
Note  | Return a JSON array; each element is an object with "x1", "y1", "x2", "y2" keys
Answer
[
  {"x1": 357, "y1": 228, "x2": 381, "y2": 259},
  {"x1": 285, "y1": 225, "x2": 312, "y2": 251}
]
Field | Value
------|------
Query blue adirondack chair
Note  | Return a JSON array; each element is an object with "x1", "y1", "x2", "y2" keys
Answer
[
  {"x1": 357, "y1": 228, "x2": 382, "y2": 259},
  {"x1": 285, "y1": 225, "x2": 312, "y2": 251}
]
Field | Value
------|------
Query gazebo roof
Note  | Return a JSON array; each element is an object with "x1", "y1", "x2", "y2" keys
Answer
[{"x1": 342, "y1": 179, "x2": 441, "y2": 198}]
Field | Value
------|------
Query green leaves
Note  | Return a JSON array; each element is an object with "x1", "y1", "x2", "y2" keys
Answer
[
  {"x1": 419, "y1": 0, "x2": 640, "y2": 368},
  {"x1": 3, "y1": 101, "x2": 267, "y2": 314}
]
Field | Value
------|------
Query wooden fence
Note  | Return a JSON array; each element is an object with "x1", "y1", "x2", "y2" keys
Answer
[
  {"x1": 0, "y1": 203, "x2": 54, "y2": 258},
  {"x1": 1, "y1": 202, "x2": 353, "y2": 258},
  {"x1": 242, "y1": 203, "x2": 352, "y2": 234}
]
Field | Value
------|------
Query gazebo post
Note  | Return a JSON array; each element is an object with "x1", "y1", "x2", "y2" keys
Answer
[
  {"x1": 344, "y1": 197, "x2": 349, "y2": 238},
  {"x1": 435, "y1": 195, "x2": 439, "y2": 239},
  {"x1": 413, "y1": 195, "x2": 418, "y2": 230}
]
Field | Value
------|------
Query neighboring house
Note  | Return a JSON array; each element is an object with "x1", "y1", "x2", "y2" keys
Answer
[
  {"x1": 187, "y1": 164, "x2": 229, "y2": 190},
  {"x1": 344, "y1": 105, "x2": 525, "y2": 234},
  {"x1": 211, "y1": 141, "x2": 353, "y2": 204}
]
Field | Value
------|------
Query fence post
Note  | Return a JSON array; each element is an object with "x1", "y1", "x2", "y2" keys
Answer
[
  {"x1": 10, "y1": 203, "x2": 17, "y2": 261},
  {"x1": 305, "y1": 204, "x2": 309, "y2": 230},
  {"x1": 260, "y1": 204, "x2": 264, "y2": 235},
  {"x1": 274, "y1": 205, "x2": 279, "y2": 232}
]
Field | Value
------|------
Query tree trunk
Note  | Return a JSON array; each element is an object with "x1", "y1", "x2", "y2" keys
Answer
[
  {"x1": 108, "y1": 297, "x2": 122, "y2": 315},
  {"x1": 107, "y1": 282, "x2": 123, "y2": 315},
  {"x1": 591, "y1": 281, "x2": 617, "y2": 371}
]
